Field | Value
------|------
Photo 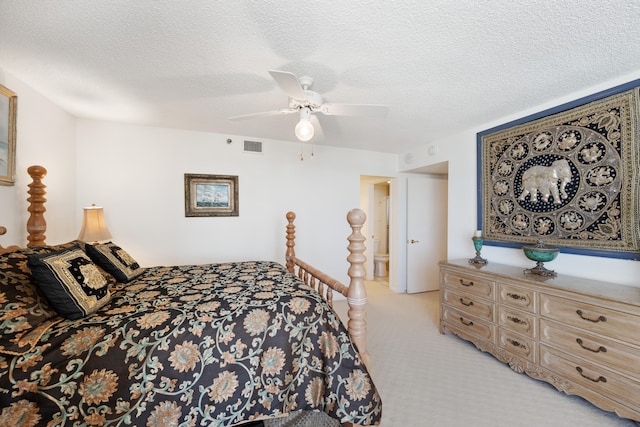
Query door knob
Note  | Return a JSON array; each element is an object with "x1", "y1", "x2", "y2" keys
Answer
[{"x1": 408, "y1": 239, "x2": 419, "y2": 244}]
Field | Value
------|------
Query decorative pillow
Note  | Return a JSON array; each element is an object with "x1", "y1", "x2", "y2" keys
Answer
[
  {"x1": 0, "y1": 240, "x2": 115, "y2": 355},
  {"x1": 86, "y1": 242, "x2": 144, "y2": 283},
  {"x1": 28, "y1": 246, "x2": 112, "y2": 320}
]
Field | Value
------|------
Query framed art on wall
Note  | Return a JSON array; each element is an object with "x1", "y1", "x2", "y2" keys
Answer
[
  {"x1": 184, "y1": 173, "x2": 239, "y2": 217},
  {"x1": 477, "y1": 79, "x2": 640, "y2": 260},
  {"x1": 0, "y1": 84, "x2": 17, "y2": 186}
]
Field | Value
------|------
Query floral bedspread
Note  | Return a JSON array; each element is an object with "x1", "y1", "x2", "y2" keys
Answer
[{"x1": 0, "y1": 261, "x2": 381, "y2": 426}]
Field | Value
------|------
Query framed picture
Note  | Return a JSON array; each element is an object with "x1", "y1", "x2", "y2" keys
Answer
[
  {"x1": 0, "y1": 85, "x2": 17, "y2": 186},
  {"x1": 477, "y1": 79, "x2": 640, "y2": 260},
  {"x1": 184, "y1": 174, "x2": 239, "y2": 217}
]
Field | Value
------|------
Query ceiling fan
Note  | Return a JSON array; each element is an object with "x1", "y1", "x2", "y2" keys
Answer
[{"x1": 229, "y1": 70, "x2": 388, "y2": 141}]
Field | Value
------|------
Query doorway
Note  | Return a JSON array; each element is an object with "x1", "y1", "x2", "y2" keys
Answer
[
  {"x1": 360, "y1": 176, "x2": 393, "y2": 286},
  {"x1": 361, "y1": 163, "x2": 448, "y2": 294}
]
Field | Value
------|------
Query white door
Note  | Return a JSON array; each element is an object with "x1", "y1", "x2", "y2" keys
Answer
[{"x1": 406, "y1": 175, "x2": 448, "y2": 293}]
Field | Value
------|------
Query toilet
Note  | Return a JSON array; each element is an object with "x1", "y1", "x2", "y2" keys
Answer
[{"x1": 373, "y1": 239, "x2": 389, "y2": 277}]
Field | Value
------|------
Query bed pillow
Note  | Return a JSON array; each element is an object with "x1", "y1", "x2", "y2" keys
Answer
[
  {"x1": 28, "y1": 246, "x2": 112, "y2": 320},
  {"x1": 85, "y1": 242, "x2": 144, "y2": 282}
]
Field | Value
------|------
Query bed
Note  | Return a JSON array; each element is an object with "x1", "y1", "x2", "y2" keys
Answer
[{"x1": 0, "y1": 165, "x2": 381, "y2": 427}]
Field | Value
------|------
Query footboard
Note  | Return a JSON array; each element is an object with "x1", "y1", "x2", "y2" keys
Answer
[{"x1": 285, "y1": 209, "x2": 370, "y2": 368}]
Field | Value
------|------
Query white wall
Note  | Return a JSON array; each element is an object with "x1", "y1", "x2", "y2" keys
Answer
[
  {"x1": 0, "y1": 68, "x2": 77, "y2": 246},
  {"x1": 0, "y1": 66, "x2": 399, "y2": 288},
  {"x1": 76, "y1": 119, "x2": 398, "y2": 284},
  {"x1": 402, "y1": 71, "x2": 640, "y2": 287},
  {"x1": 7, "y1": 61, "x2": 638, "y2": 289}
]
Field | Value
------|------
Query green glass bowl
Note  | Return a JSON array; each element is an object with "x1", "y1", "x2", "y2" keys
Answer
[{"x1": 522, "y1": 241, "x2": 559, "y2": 263}]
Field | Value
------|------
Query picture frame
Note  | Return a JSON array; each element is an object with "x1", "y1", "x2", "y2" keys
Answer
[
  {"x1": 477, "y1": 79, "x2": 640, "y2": 260},
  {"x1": 0, "y1": 84, "x2": 17, "y2": 186},
  {"x1": 184, "y1": 173, "x2": 239, "y2": 217}
]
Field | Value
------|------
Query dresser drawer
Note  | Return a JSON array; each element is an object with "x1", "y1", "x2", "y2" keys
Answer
[
  {"x1": 498, "y1": 283, "x2": 535, "y2": 313},
  {"x1": 540, "y1": 318, "x2": 640, "y2": 378},
  {"x1": 540, "y1": 294, "x2": 640, "y2": 346},
  {"x1": 442, "y1": 305, "x2": 495, "y2": 342},
  {"x1": 442, "y1": 288, "x2": 493, "y2": 322},
  {"x1": 441, "y1": 269, "x2": 494, "y2": 299},
  {"x1": 498, "y1": 306, "x2": 536, "y2": 338},
  {"x1": 499, "y1": 328, "x2": 536, "y2": 362},
  {"x1": 540, "y1": 345, "x2": 640, "y2": 409}
]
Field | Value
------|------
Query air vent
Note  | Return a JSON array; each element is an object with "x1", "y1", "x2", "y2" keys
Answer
[{"x1": 243, "y1": 140, "x2": 263, "y2": 154}]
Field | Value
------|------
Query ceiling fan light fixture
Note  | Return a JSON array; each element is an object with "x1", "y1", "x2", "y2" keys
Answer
[
  {"x1": 294, "y1": 108, "x2": 314, "y2": 141},
  {"x1": 295, "y1": 119, "x2": 314, "y2": 141},
  {"x1": 230, "y1": 71, "x2": 387, "y2": 144}
]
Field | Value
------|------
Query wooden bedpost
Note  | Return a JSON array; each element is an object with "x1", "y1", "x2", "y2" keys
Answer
[
  {"x1": 346, "y1": 208, "x2": 370, "y2": 369},
  {"x1": 285, "y1": 211, "x2": 296, "y2": 273},
  {"x1": 26, "y1": 165, "x2": 47, "y2": 247}
]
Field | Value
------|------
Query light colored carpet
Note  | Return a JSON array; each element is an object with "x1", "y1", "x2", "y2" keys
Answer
[{"x1": 333, "y1": 280, "x2": 639, "y2": 427}]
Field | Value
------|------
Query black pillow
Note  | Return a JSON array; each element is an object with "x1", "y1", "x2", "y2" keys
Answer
[
  {"x1": 28, "y1": 246, "x2": 111, "y2": 320},
  {"x1": 85, "y1": 242, "x2": 144, "y2": 283}
]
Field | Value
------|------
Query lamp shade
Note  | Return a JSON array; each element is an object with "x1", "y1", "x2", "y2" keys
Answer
[{"x1": 77, "y1": 204, "x2": 112, "y2": 243}]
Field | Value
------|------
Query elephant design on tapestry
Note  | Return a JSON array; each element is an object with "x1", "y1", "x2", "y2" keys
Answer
[{"x1": 518, "y1": 159, "x2": 572, "y2": 204}]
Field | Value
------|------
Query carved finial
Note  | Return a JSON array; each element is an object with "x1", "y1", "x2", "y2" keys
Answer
[
  {"x1": 347, "y1": 208, "x2": 366, "y2": 229},
  {"x1": 27, "y1": 165, "x2": 47, "y2": 179}
]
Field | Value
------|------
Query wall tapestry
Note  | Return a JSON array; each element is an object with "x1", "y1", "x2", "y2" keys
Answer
[{"x1": 477, "y1": 81, "x2": 640, "y2": 260}]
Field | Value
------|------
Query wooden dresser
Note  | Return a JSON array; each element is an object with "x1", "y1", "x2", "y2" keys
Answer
[{"x1": 439, "y1": 259, "x2": 640, "y2": 422}]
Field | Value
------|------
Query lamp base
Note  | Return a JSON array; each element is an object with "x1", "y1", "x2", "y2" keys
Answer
[
  {"x1": 524, "y1": 261, "x2": 557, "y2": 277},
  {"x1": 469, "y1": 252, "x2": 488, "y2": 265}
]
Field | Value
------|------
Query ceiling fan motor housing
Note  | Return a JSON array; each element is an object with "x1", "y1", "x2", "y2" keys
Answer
[
  {"x1": 229, "y1": 70, "x2": 388, "y2": 125},
  {"x1": 289, "y1": 89, "x2": 323, "y2": 110}
]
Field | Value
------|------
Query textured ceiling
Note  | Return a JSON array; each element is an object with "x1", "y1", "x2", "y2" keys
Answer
[{"x1": 1, "y1": 1, "x2": 640, "y2": 154}]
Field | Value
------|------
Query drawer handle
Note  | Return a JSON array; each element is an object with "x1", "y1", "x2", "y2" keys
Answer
[
  {"x1": 506, "y1": 338, "x2": 528, "y2": 352},
  {"x1": 576, "y1": 366, "x2": 607, "y2": 383},
  {"x1": 459, "y1": 317, "x2": 474, "y2": 326},
  {"x1": 459, "y1": 298, "x2": 474, "y2": 307},
  {"x1": 460, "y1": 279, "x2": 474, "y2": 287},
  {"x1": 576, "y1": 338, "x2": 607, "y2": 353},
  {"x1": 576, "y1": 310, "x2": 607, "y2": 323},
  {"x1": 507, "y1": 316, "x2": 528, "y2": 327},
  {"x1": 506, "y1": 292, "x2": 528, "y2": 302}
]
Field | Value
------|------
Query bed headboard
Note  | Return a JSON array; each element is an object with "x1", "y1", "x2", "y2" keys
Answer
[{"x1": 0, "y1": 165, "x2": 48, "y2": 253}]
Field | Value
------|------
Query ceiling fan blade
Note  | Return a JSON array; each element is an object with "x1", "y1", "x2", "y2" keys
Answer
[
  {"x1": 269, "y1": 70, "x2": 306, "y2": 101},
  {"x1": 320, "y1": 103, "x2": 388, "y2": 118},
  {"x1": 310, "y1": 115, "x2": 324, "y2": 141},
  {"x1": 229, "y1": 108, "x2": 297, "y2": 121}
]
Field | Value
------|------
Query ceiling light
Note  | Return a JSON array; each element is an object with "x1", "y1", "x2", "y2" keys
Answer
[{"x1": 294, "y1": 107, "x2": 314, "y2": 142}]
